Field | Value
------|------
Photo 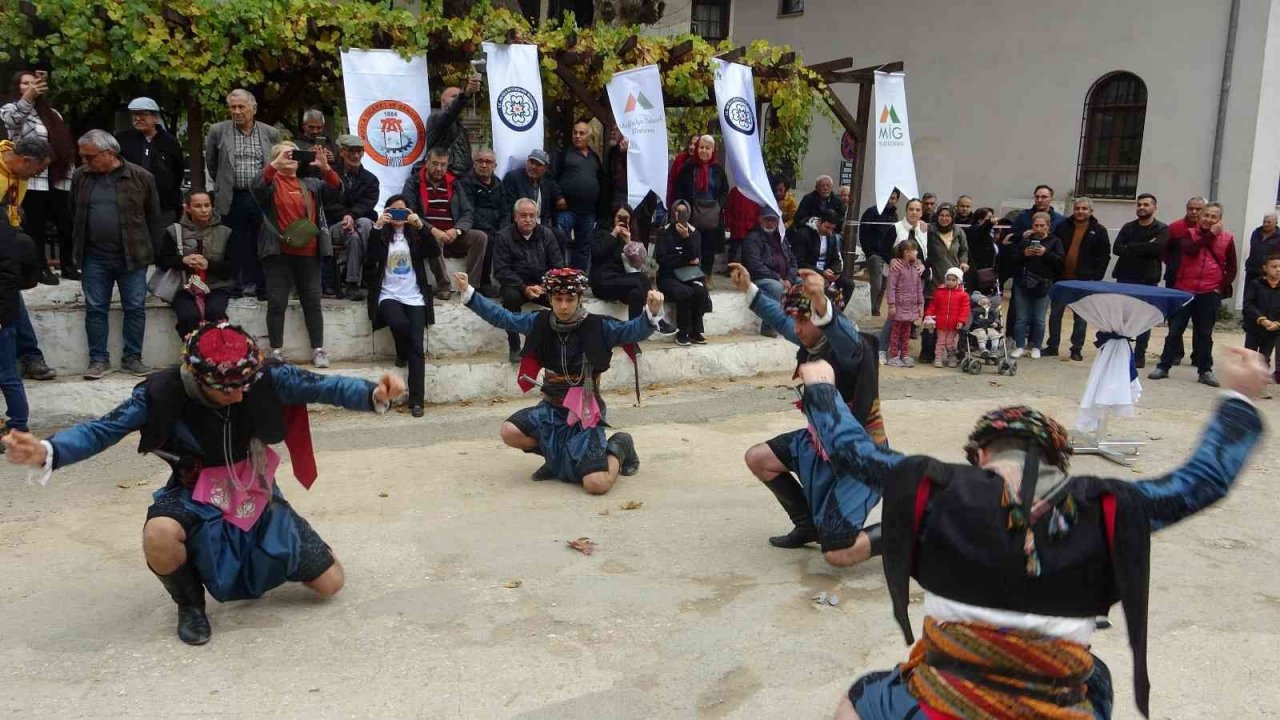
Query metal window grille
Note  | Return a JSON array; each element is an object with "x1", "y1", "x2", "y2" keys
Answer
[{"x1": 1075, "y1": 72, "x2": 1148, "y2": 199}]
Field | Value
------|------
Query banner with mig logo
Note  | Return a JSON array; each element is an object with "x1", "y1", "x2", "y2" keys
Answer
[
  {"x1": 873, "y1": 71, "x2": 918, "y2": 212},
  {"x1": 341, "y1": 49, "x2": 432, "y2": 210},
  {"x1": 606, "y1": 65, "x2": 669, "y2": 208}
]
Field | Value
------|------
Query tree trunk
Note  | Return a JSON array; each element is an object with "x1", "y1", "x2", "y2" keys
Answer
[{"x1": 186, "y1": 97, "x2": 206, "y2": 192}]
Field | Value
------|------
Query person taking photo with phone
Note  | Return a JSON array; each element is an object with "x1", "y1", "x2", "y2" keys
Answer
[{"x1": 655, "y1": 200, "x2": 710, "y2": 347}]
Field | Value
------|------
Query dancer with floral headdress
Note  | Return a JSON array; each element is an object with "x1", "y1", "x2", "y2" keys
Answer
[
  {"x1": 454, "y1": 267, "x2": 664, "y2": 495},
  {"x1": 3, "y1": 323, "x2": 406, "y2": 646}
]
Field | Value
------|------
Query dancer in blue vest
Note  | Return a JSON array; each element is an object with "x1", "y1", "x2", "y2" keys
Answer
[{"x1": 453, "y1": 267, "x2": 664, "y2": 495}]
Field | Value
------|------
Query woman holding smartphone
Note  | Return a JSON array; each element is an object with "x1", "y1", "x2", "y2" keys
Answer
[
  {"x1": 655, "y1": 200, "x2": 710, "y2": 347},
  {"x1": 251, "y1": 142, "x2": 340, "y2": 367},
  {"x1": 588, "y1": 205, "x2": 658, "y2": 322},
  {"x1": 365, "y1": 195, "x2": 435, "y2": 418}
]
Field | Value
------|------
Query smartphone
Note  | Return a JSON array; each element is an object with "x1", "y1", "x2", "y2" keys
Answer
[
  {"x1": 291, "y1": 149, "x2": 316, "y2": 165},
  {"x1": 387, "y1": 207, "x2": 410, "y2": 221},
  {"x1": 1029, "y1": 239, "x2": 1042, "y2": 249},
  {"x1": 34, "y1": 70, "x2": 48, "y2": 82},
  {"x1": 674, "y1": 206, "x2": 690, "y2": 225},
  {"x1": 312, "y1": 136, "x2": 328, "y2": 147}
]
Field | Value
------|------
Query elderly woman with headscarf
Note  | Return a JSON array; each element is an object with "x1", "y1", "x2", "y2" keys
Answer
[{"x1": 674, "y1": 135, "x2": 729, "y2": 274}]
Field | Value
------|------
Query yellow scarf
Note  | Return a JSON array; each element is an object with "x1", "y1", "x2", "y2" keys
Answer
[{"x1": 0, "y1": 140, "x2": 26, "y2": 228}]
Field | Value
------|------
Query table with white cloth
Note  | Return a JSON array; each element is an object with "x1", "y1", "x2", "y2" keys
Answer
[{"x1": 1048, "y1": 281, "x2": 1193, "y2": 464}]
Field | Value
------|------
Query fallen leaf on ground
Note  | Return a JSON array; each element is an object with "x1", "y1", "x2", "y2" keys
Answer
[
  {"x1": 460, "y1": 400, "x2": 473, "y2": 406},
  {"x1": 378, "y1": 491, "x2": 389, "y2": 498},
  {"x1": 135, "y1": 479, "x2": 148, "y2": 486},
  {"x1": 567, "y1": 537, "x2": 597, "y2": 555},
  {"x1": 621, "y1": 500, "x2": 644, "y2": 510},
  {"x1": 489, "y1": 398, "x2": 507, "y2": 404},
  {"x1": 116, "y1": 482, "x2": 131, "y2": 489},
  {"x1": 597, "y1": 509, "x2": 610, "y2": 516},
  {"x1": 502, "y1": 579, "x2": 522, "y2": 589}
]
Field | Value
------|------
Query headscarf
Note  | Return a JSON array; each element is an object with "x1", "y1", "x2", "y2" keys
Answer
[
  {"x1": 181, "y1": 323, "x2": 266, "y2": 392},
  {"x1": 963, "y1": 405, "x2": 1072, "y2": 472},
  {"x1": 692, "y1": 144, "x2": 718, "y2": 194},
  {"x1": 7, "y1": 71, "x2": 74, "y2": 184},
  {"x1": 782, "y1": 282, "x2": 845, "y2": 320}
]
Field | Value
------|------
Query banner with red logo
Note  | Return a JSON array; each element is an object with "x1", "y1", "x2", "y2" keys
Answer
[{"x1": 341, "y1": 49, "x2": 432, "y2": 210}]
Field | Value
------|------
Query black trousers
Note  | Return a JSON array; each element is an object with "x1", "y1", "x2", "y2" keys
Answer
[
  {"x1": 170, "y1": 288, "x2": 232, "y2": 339},
  {"x1": 591, "y1": 274, "x2": 651, "y2": 319},
  {"x1": 500, "y1": 284, "x2": 551, "y2": 352},
  {"x1": 657, "y1": 277, "x2": 707, "y2": 334},
  {"x1": 1158, "y1": 291, "x2": 1220, "y2": 373},
  {"x1": 264, "y1": 254, "x2": 324, "y2": 349},
  {"x1": 698, "y1": 222, "x2": 724, "y2": 274},
  {"x1": 379, "y1": 299, "x2": 428, "y2": 405},
  {"x1": 20, "y1": 188, "x2": 73, "y2": 270}
]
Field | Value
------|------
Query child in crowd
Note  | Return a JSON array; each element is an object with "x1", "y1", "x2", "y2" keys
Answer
[
  {"x1": 924, "y1": 267, "x2": 971, "y2": 368},
  {"x1": 968, "y1": 290, "x2": 1003, "y2": 356},
  {"x1": 885, "y1": 239, "x2": 925, "y2": 367},
  {"x1": 1243, "y1": 253, "x2": 1280, "y2": 398}
]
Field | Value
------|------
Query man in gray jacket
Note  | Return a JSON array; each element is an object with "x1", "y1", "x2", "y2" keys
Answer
[{"x1": 204, "y1": 89, "x2": 280, "y2": 299}]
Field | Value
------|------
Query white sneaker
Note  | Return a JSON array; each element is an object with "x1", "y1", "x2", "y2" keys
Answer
[
  {"x1": 1030, "y1": 348, "x2": 1041, "y2": 359},
  {"x1": 312, "y1": 348, "x2": 330, "y2": 368},
  {"x1": 1010, "y1": 347, "x2": 1025, "y2": 359},
  {"x1": 878, "y1": 351, "x2": 887, "y2": 366},
  {"x1": 269, "y1": 348, "x2": 285, "y2": 363}
]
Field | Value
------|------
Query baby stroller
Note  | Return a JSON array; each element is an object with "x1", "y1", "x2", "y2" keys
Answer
[{"x1": 958, "y1": 291, "x2": 1017, "y2": 376}]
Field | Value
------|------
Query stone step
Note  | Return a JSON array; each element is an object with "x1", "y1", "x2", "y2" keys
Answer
[{"x1": 26, "y1": 333, "x2": 802, "y2": 428}]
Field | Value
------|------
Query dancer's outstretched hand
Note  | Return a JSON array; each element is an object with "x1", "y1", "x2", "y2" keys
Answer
[
  {"x1": 797, "y1": 359, "x2": 836, "y2": 386},
  {"x1": 374, "y1": 373, "x2": 408, "y2": 406},
  {"x1": 2, "y1": 430, "x2": 47, "y2": 467},
  {"x1": 646, "y1": 289, "x2": 666, "y2": 316},
  {"x1": 727, "y1": 263, "x2": 751, "y2": 293},
  {"x1": 1220, "y1": 346, "x2": 1271, "y2": 400},
  {"x1": 453, "y1": 272, "x2": 470, "y2": 293}
]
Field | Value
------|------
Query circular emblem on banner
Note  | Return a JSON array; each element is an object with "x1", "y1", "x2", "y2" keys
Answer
[
  {"x1": 840, "y1": 130, "x2": 857, "y2": 161},
  {"x1": 356, "y1": 100, "x2": 427, "y2": 169},
  {"x1": 496, "y1": 87, "x2": 539, "y2": 132},
  {"x1": 722, "y1": 97, "x2": 756, "y2": 135}
]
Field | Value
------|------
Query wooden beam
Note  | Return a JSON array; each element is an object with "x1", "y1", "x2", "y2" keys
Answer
[
  {"x1": 830, "y1": 61, "x2": 905, "y2": 85},
  {"x1": 553, "y1": 62, "x2": 614, "y2": 126},
  {"x1": 777, "y1": 52, "x2": 796, "y2": 67},
  {"x1": 716, "y1": 46, "x2": 747, "y2": 64},
  {"x1": 667, "y1": 39, "x2": 695, "y2": 62},
  {"x1": 844, "y1": 71, "x2": 877, "y2": 278},
  {"x1": 805, "y1": 57, "x2": 853, "y2": 75},
  {"x1": 616, "y1": 34, "x2": 639, "y2": 58}
]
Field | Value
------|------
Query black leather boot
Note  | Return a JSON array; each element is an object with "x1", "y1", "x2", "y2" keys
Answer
[
  {"x1": 862, "y1": 523, "x2": 884, "y2": 558},
  {"x1": 154, "y1": 563, "x2": 211, "y2": 646},
  {"x1": 763, "y1": 473, "x2": 817, "y2": 548},
  {"x1": 607, "y1": 432, "x2": 640, "y2": 476}
]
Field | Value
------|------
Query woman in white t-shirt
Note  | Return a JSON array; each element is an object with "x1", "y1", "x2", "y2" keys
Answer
[{"x1": 366, "y1": 194, "x2": 436, "y2": 417}]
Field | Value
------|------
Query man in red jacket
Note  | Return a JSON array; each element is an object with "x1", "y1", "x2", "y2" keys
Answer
[{"x1": 1149, "y1": 202, "x2": 1236, "y2": 387}]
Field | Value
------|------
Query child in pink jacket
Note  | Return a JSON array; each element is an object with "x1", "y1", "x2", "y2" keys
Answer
[{"x1": 885, "y1": 239, "x2": 925, "y2": 367}]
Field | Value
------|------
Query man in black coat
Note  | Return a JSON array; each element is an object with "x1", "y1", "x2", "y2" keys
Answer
[
  {"x1": 859, "y1": 189, "x2": 899, "y2": 317},
  {"x1": 790, "y1": 210, "x2": 854, "y2": 304},
  {"x1": 321, "y1": 135, "x2": 380, "y2": 300},
  {"x1": 794, "y1": 175, "x2": 846, "y2": 228},
  {"x1": 458, "y1": 147, "x2": 510, "y2": 297},
  {"x1": 116, "y1": 97, "x2": 186, "y2": 227},
  {"x1": 1111, "y1": 193, "x2": 1168, "y2": 366},
  {"x1": 1045, "y1": 198, "x2": 1112, "y2": 361},
  {"x1": 492, "y1": 198, "x2": 565, "y2": 362}
]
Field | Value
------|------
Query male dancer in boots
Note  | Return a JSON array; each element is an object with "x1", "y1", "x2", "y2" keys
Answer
[
  {"x1": 727, "y1": 263, "x2": 887, "y2": 568},
  {"x1": 4, "y1": 323, "x2": 406, "y2": 645},
  {"x1": 453, "y1": 268, "x2": 663, "y2": 495}
]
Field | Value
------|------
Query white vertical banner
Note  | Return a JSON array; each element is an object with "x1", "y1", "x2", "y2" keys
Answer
[
  {"x1": 712, "y1": 59, "x2": 781, "y2": 216},
  {"x1": 483, "y1": 43, "x2": 545, "y2": 177},
  {"x1": 873, "y1": 71, "x2": 919, "y2": 211},
  {"x1": 341, "y1": 49, "x2": 431, "y2": 210},
  {"x1": 606, "y1": 65, "x2": 669, "y2": 208}
]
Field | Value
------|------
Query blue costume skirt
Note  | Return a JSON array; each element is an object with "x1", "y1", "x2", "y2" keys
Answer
[
  {"x1": 507, "y1": 400, "x2": 610, "y2": 483},
  {"x1": 147, "y1": 481, "x2": 334, "y2": 602},
  {"x1": 767, "y1": 428, "x2": 882, "y2": 551}
]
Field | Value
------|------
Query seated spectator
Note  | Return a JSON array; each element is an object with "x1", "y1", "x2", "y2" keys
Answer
[
  {"x1": 252, "y1": 141, "x2": 340, "y2": 368},
  {"x1": 322, "y1": 134, "x2": 379, "y2": 300},
  {"x1": 723, "y1": 186, "x2": 759, "y2": 265},
  {"x1": 1244, "y1": 212, "x2": 1280, "y2": 286},
  {"x1": 859, "y1": 189, "x2": 900, "y2": 317},
  {"x1": 1008, "y1": 212, "x2": 1064, "y2": 359},
  {"x1": 772, "y1": 175, "x2": 798, "y2": 227},
  {"x1": 589, "y1": 204, "x2": 655, "y2": 322},
  {"x1": 791, "y1": 210, "x2": 854, "y2": 304},
  {"x1": 403, "y1": 146, "x2": 487, "y2": 301},
  {"x1": 1046, "y1": 197, "x2": 1111, "y2": 361},
  {"x1": 794, "y1": 175, "x2": 846, "y2": 228},
  {"x1": 655, "y1": 200, "x2": 709, "y2": 347},
  {"x1": 552, "y1": 121, "x2": 606, "y2": 271},
  {"x1": 366, "y1": 194, "x2": 435, "y2": 418},
  {"x1": 501, "y1": 149, "x2": 564, "y2": 229},
  {"x1": 117, "y1": 97, "x2": 186, "y2": 226},
  {"x1": 742, "y1": 206, "x2": 799, "y2": 337},
  {"x1": 493, "y1": 198, "x2": 563, "y2": 363},
  {"x1": 838, "y1": 185, "x2": 851, "y2": 208},
  {"x1": 459, "y1": 147, "x2": 510, "y2": 296},
  {"x1": 673, "y1": 135, "x2": 728, "y2": 275},
  {"x1": 154, "y1": 190, "x2": 232, "y2": 339}
]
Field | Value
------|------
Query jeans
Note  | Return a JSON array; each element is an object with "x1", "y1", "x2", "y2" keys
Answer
[
  {"x1": 0, "y1": 326, "x2": 29, "y2": 431},
  {"x1": 866, "y1": 255, "x2": 887, "y2": 315},
  {"x1": 263, "y1": 254, "x2": 324, "y2": 349},
  {"x1": 756, "y1": 278, "x2": 785, "y2": 334},
  {"x1": 378, "y1": 299, "x2": 427, "y2": 405},
  {"x1": 1012, "y1": 287, "x2": 1050, "y2": 349},
  {"x1": 556, "y1": 211, "x2": 595, "y2": 272},
  {"x1": 224, "y1": 189, "x2": 265, "y2": 293},
  {"x1": 1046, "y1": 299, "x2": 1088, "y2": 353},
  {"x1": 1158, "y1": 291, "x2": 1220, "y2": 373},
  {"x1": 81, "y1": 254, "x2": 148, "y2": 363},
  {"x1": 14, "y1": 294, "x2": 44, "y2": 365}
]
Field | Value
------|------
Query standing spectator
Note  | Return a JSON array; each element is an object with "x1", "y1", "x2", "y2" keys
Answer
[
  {"x1": 875, "y1": 197, "x2": 929, "y2": 358},
  {"x1": 589, "y1": 204, "x2": 653, "y2": 321},
  {"x1": 953, "y1": 194, "x2": 975, "y2": 228},
  {"x1": 1149, "y1": 202, "x2": 1236, "y2": 386},
  {"x1": 72, "y1": 130, "x2": 162, "y2": 380},
  {"x1": 665, "y1": 134, "x2": 699, "y2": 209},
  {"x1": 602, "y1": 127, "x2": 628, "y2": 219},
  {"x1": 924, "y1": 267, "x2": 971, "y2": 368},
  {"x1": 1163, "y1": 196, "x2": 1206, "y2": 293},
  {"x1": 322, "y1": 134, "x2": 379, "y2": 300},
  {"x1": 424, "y1": 76, "x2": 481, "y2": 177},
  {"x1": 791, "y1": 210, "x2": 854, "y2": 303},
  {"x1": 1243, "y1": 253, "x2": 1280, "y2": 395},
  {"x1": 1045, "y1": 197, "x2": 1111, "y2": 360},
  {"x1": 742, "y1": 206, "x2": 799, "y2": 337},
  {"x1": 921, "y1": 204, "x2": 970, "y2": 364},
  {"x1": 459, "y1": 147, "x2": 510, "y2": 296},
  {"x1": 772, "y1": 175, "x2": 798, "y2": 227},
  {"x1": 552, "y1": 121, "x2": 606, "y2": 272},
  {"x1": 492, "y1": 198, "x2": 563, "y2": 363},
  {"x1": 366, "y1": 194, "x2": 434, "y2": 418},
  {"x1": 403, "y1": 147, "x2": 487, "y2": 301},
  {"x1": 117, "y1": 97, "x2": 186, "y2": 227},
  {"x1": 1009, "y1": 184, "x2": 1066, "y2": 237},
  {"x1": 920, "y1": 192, "x2": 938, "y2": 224},
  {"x1": 884, "y1": 238, "x2": 925, "y2": 367},
  {"x1": 794, "y1": 175, "x2": 846, "y2": 228},
  {"x1": 501, "y1": 149, "x2": 564, "y2": 229},
  {"x1": 858, "y1": 189, "x2": 899, "y2": 317},
  {"x1": 1111, "y1": 193, "x2": 1168, "y2": 366},
  {"x1": 674, "y1": 135, "x2": 728, "y2": 275},
  {"x1": 1243, "y1": 212, "x2": 1280, "y2": 286},
  {"x1": 153, "y1": 190, "x2": 232, "y2": 339},
  {"x1": 2, "y1": 70, "x2": 76, "y2": 283},
  {"x1": 0, "y1": 145, "x2": 43, "y2": 437},
  {"x1": 724, "y1": 186, "x2": 760, "y2": 266},
  {"x1": 0, "y1": 136, "x2": 57, "y2": 381},
  {"x1": 655, "y1": 200, "x2": 709, "y2": 347},
  {"x1": 1008, "y1": 212, "x2": 1064, "y2": 359},
  {"x1": 205, "y1": 89, "x2": 280, "y2": 299},
  {"x1": 963, "y1": 207, "x2": 998, "y2": 294},
  {"x1": 294, "y1": 109, "x2": 327, "y2": 152},
  {"x1": 252, "y1": 142, "x2": 340, "y2": 368}
]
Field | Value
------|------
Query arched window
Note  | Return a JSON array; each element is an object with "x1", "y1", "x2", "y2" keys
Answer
[{"x1": 1075, "y1": 72, "x2": 1147, "y2": 199}]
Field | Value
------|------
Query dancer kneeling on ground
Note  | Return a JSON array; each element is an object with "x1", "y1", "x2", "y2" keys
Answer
[
  {"x1": 3, "y1": 323, "x2": 407, "y2": 646},
  {"x1": 454, "y1": 268, "x2": 663, "y2": 495},
  {"x1": 728, "y1": 263, "x2": 888, "y2": 567},
  {"x1": 799, "y1": 348, "x2": 1268, "y2": 720}
]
